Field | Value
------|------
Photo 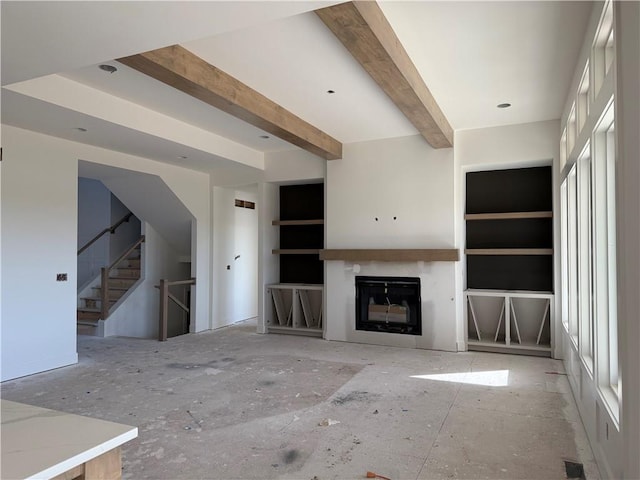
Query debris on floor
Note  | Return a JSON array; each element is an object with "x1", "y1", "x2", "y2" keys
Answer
[
  {"x1": 318, "y1": 418, "x2": 340, "y2": 427},
  {"x1": 366, "y1": 471, "x2": 391, "y2": 480}
]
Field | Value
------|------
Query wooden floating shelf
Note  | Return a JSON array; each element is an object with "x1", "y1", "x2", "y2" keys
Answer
[
  {"x1": 465, "y1": 248, "x2": 553, "y2": 255},
  {"x1": 272, "y1": 219, "x2": 325, "y2": 226},
  {"x1": 319, "y1": 249, "x2": 459, "y2": 262},
  {"x1": 465, "y1": 211, "x2": 552, "y2": 220},
  {"x1": 272, "y1": 249, "x2": 321, "y2": 255}
]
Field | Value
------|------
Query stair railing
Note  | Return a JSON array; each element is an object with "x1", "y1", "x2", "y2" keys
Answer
[
  {"x1": 156, "y1": 278, "x2": 196, "y2": 341},
  {"x1": 100, "y1": 235, "x2": 146, "y2": 319},
  {"x1": 78, "y1": 212, "x2": 134, "y2": 256}
]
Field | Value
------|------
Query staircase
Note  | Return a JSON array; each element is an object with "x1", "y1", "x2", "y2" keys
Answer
[{"x1": 77, "y1": 243, "x2": 142, "y2": 330}]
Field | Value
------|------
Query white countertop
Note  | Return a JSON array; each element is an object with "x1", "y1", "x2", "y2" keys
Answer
[{"x1": 1, "y1": 400, "x2": 138, "y2": 480}]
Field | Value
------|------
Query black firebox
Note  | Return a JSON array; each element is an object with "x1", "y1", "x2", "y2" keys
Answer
[{"x1": 355, "y1": 276, "x2": 421, "y2": 335}]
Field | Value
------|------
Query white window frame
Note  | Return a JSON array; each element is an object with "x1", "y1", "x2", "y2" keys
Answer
[
  {"x1": 577, "y1": 143, "x2": 594, "y2": 375},
  {"x1": 592, "y1": 0, "x2": 613, "y2": 99},
  {"x1": 566, "y1": 165, "x2": 579, "y2": 348},
  {"x1": 592, "y1": 98, "x2": 619, "y2": 422}
]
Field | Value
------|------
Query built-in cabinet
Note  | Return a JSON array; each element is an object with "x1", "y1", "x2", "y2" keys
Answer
[
  {"x1": 266, "y1": 284, "x2": 323, "y2": 337},
  {"x1": 466, "y1": 289, "x2": 552, "y2": 354},
  {"x1": 268, "y1": 183, "x2": 324, "y2": 337},
  {"x1": 465, "y1": 166, "x2": 554, "y2": 355}
]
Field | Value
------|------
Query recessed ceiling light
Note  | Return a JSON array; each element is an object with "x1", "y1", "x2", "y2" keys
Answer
[
  {"x1": 75, "y1": 127, "x2": 88, "y2": 132},
  {"x1": 497, "y1": 103, "x2": 512, "y2": 109},
  {"x1": 99, "y1": 64, "x2": 118, "y2": 74},
  {"x1": 259, "y1": 135, "x2": 270, "y2": 139},
  {"x1": 327, "y1": 89, "x2": 336, "y2": 94}
]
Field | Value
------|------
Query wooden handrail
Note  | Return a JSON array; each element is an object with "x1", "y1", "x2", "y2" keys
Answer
[
  {"x1": 78, "y1": 212, "x2": 134, "y2": 255},
  {"x1": 157, "y1": 278, "x2": 196, "y2": 341},
  {"x1": 108, "y1": 235, "x2": 145, "y2": 271}
]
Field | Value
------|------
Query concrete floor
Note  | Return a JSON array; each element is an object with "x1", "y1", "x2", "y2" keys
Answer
[{"x1": 1, "y1": 320, "x2": 599, "y2": 480}]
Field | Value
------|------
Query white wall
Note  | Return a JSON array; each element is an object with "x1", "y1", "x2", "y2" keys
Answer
[
  {"x1": 325, "y1": 135, "x2": 457, "y2": 351},
  {"x1": 1, "y1": 126, "x2": 79, "y2": 381},
  {"x1": 103, "y1": 222, "x2": 183, "y2": 338},
  {"x1": 77, "y1": 177, "x2": 110, "y2": 289},
  {"x1": 615, "y1": 2, "x2": 639, "y2": 477},
  {"x1": 257, "y1": 182, "x2": 280, "y2": 334},
  {"x1": 264, "y1": 148, "x2": 325, "y2": 183},
  {"x1": 0, "y1": 125, "x2": 213, "y2": 380},
  {"x1": 455, "y1": 121, "x2": 560, "y2": 169},
  {"x1": 233, "y1": 187, "x2": 259, "y2": 321},
  {"x1": 211, "y1": 186, "x2": 259, "y2": 329}
]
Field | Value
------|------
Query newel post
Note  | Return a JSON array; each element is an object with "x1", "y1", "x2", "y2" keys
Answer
[
  {"x1": 100, "y1": 267, "x2": 109, "y2": 320},
  {"x1": 159, "y1": 279, "x2": 169, "y2": 341}
]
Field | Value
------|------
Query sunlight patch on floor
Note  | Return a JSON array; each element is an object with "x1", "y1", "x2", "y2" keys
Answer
[{"x1": 411, "y1": 369, "x2": 510, "y2": 387}]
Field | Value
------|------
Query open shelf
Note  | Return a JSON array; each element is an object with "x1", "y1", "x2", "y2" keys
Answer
[
  {"x1": 272, "y1": 219, "x2": 324, "y2": 226},
  {"x1": 272, "y1": 249, "x2": 321, "y2": 255},
  {"x1": 320, "y1": 249, "x2": 459, "y2": 262},
  {"x1": 465, "y1": 248, "x2": 553, "y2": 255},
  {"x1": 465, "y1": 166, "x2": 553, "y2": 293},
  {"x1": 465, "y1": 211, "x2": 552, "y2": 221}
]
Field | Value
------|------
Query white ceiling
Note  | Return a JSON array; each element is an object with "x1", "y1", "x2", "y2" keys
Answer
[{"x1": 1, "y1": 1, "x2": 592, "y2": 177}]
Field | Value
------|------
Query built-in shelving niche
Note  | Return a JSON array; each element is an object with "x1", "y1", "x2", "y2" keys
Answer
[
  {"x1": 465, "y1": 166, "x2": 554, "y2": 356},
  {"x1": 274, "y1": 183, "x2": 324, "y2": 285}
]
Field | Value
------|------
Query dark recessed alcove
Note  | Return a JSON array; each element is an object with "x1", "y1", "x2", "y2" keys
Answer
[
  {"x1": 279, "y1": 184, "x2": 324, "y2": 285},
  {"x1": 466, "y1": 166, "x2": 553, "y2": 292},
  {"x1": 466, "y1": 255, "x2": 554, "y2": 291},
  {"x1": 280, "y1": 254, "x2": 324, "y2": 285},
  {"x1": 466, "y1": 166, "x2": 552, "y2": 214},
  {"x1": 279, "y1": 183, "x2": 324, "y2": 221},
  {"x1": 466, "y1": 218, "x2": 553, "y2": 249}
]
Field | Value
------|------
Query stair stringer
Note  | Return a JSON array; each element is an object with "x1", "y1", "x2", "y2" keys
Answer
[{"x1": 77, "y1": 274, "x2": 145, "y2": 338}]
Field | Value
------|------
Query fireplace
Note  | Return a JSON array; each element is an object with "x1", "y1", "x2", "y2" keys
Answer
[{"x1": 355, "y1": 276, "x2": 421, "y2": 335}]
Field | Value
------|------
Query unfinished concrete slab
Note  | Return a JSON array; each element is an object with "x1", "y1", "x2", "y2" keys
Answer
[{"x1": 0, "y1": 320, "x2": 599, "y2": 479}]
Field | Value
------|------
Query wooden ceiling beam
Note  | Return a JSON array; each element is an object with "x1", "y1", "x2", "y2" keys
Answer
[
  {"x1": 118, "y1": 45, "x2": 342, "y2": 160},
  {"x1": 316, "y1": 1, "x2": 454, "y2": 149}
]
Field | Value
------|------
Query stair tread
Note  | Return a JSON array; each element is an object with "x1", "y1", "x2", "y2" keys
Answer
[
  {"x1": 94, "y1": 286, "x2": 129, "y2": 291},
  {"x1": 78, "y1": 307, "x2": 100, "y2": 312},
  {"x1": 109, "y1": 276, "x2": 139, "y2": 280},
  {"x1": 82, "y1": 297, "x2": 117, "y2": 302}
]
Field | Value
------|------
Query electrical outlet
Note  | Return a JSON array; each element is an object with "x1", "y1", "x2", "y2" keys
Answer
[{"x1": 56, "y1": 273, "x2": 68, "y2": 282}]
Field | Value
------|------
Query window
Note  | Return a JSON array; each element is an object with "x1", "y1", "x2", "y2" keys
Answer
[
  {"x1": 577, "y1": 143, "x2": 594, "y2": 374},
  {"x1": 592, "y1": 99, "x2": 619, "y2": 420},
  {"x1": 567, "y1": 104, "x2": 577, "y2": 156},
  {"x1": 577, "y1": 63, "x2": 590, "y2": 134},
  {"x1": 560, "y1": 128, "x2": 568, "y2": 171},
  {"x1": 604, "y1": 27, "x2": 615, "y2": 75},
  {"x1": 560, "y1": 180, "x2": 569, "y2": 332},
  {"x1": 566, "y1": 165, "x2": 579, "y2": 347},
  {"x1": 592, "y1": 1, "x2": 613, "y2": 99}
]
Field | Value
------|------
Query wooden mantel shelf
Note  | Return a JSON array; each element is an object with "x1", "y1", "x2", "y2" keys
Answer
[{"x1": 319, "y1": 249, "x2": 459, "y2": 262}]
